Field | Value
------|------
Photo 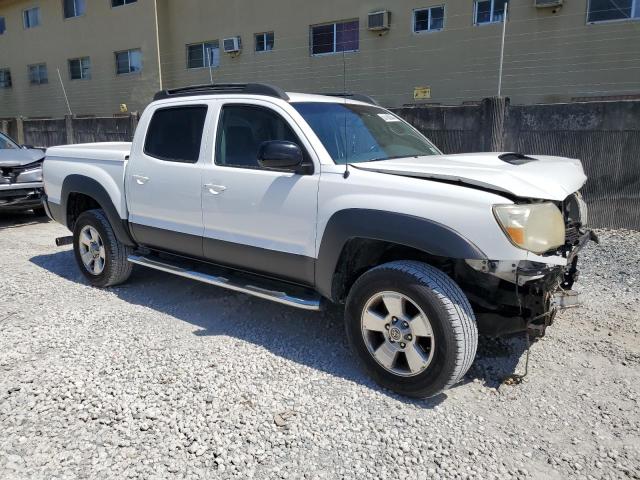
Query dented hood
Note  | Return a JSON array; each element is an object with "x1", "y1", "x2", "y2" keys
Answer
[
  {"x1": 0, "y1": 148, "x2": 45, "y2": 167},
  {"x1": 354, "y1": 152, "x2": 587, "y2": 201}
]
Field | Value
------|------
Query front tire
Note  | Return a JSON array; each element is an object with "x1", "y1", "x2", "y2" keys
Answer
[
  {"x1": 73, "y1": 209, "x2": 133, "y2": 287},
  {"x1": 345, "y1": 260, "x2": 478, "y2": 398}
]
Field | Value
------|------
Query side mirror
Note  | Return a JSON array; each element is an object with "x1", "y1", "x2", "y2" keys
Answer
[{"x1": 257, "y1": 141, "x2": 304, "y2": 172}]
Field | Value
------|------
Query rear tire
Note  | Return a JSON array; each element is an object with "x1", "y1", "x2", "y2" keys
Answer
[
  {"x1": 73, "y1": 209, "x2": 133, "y2": 287},
  {"x1": 345, "y1": 260, "x2": 478, "y2": 398}
]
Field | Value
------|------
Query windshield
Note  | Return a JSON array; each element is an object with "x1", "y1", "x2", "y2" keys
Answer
[
  {"x1": 292, "y1": 102, "x2": 441, "y2": 164},
  {"x1": 0, "y1": 132, "x2": 19, "y2": 150}
]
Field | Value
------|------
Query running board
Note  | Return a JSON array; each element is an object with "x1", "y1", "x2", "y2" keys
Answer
[{"x1": 127, "y1": 254, "x2": 322, "y2": 311}]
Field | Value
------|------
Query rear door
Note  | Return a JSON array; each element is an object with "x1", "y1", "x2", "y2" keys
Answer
[
  {"x1": 201, "y1": 100, "x2": 320, "y2": 285},
  {"x1": 125, "y1": 103, "x2": 209, "y2": 258}
]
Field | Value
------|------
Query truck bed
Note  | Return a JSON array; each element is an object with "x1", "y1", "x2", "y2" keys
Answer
[{"x1": 44, "y1": 142, "x2": 132, "y2": 223}]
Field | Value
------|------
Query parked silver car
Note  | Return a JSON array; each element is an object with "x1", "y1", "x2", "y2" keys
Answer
[{"x1": 0, "y1": 132, "x2": 45, "y2": 214}]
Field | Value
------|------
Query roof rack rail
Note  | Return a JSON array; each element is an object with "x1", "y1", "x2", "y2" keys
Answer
[
  {"x1": 153, "y1": 83, "x2": 290, "y2": 101},
  {"x1": 318, "y1": 92, "x2": 380, "y2": 106}
]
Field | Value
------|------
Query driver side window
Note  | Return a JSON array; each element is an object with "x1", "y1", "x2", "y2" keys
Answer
[{"x1": 215, "y1": 104, "x2": 301, "y2": 168}]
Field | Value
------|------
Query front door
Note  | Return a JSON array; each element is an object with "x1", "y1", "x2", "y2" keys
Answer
[
  {"x1": 126, "y1": 104, "x2": 209, "y2": 258},
  {"x1": 201, "y1": 101, "x2": 320, "y2": 285}
]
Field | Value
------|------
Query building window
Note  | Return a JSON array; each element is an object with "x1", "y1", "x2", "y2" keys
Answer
[
  {"x1": 23, "y1": 7, "x2": 41, "y2": 29},
  {"x1": 28, "y1": 64, "x2": 48, "y2": 85},
  {"x1": 69, "y1": 57, "x2": 91, "y2": 80},
  {"x1": 414, "y1": 6, "x2": 445, "y2": 32},
  {"x1": 63, "y1": 0, "x2": 86, "y2": 19},
  {"x1": 311, "y1": 19, "x2": 359, "y2": 55},
  {"x1": 115, "y1": 49, "x2": 142, "y2": 75},
  {"x1": 0, "y1": 17, "x2": 6, "y2": 34},
  {"x1": 588, "y1": 0, "x2": 639, "y2": 22},
  {"x1": 255, "y1": 32, "x2": 275, "y2": 52},
  {"x1": 474, "y1": 0, "x2": 507, "y2": 24},
  {"x1": 187, "y1": 41, "x2": 220, "y2": 69},
  {"x1": 112, "y1": 0, "x2": 137, "y2": 6},
  {"x1": 0, "y1": 69, "x2": 11, "y2": 88}
]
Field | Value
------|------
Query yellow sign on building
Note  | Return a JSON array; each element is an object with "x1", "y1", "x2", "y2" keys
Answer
[{"x1": 414, "y1": 86, "x2": 431, "y2": 100}]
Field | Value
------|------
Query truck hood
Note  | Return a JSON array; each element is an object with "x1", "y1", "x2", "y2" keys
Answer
[
  {"x1": 354, "y1": 152, "x2": 587, "y2": 201},
  {"x1": 0, "y1": 148, "x2": 45, "y2": 167}
]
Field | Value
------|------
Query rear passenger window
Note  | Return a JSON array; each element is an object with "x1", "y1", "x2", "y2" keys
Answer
[
  {"x1": 215, "y1": 105, "x2": 301, "y2": 168},
  {"x1": 144, "y1": 106, "x2": 207, "y2": 163}
]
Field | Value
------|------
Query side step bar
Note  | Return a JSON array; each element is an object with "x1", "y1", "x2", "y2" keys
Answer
[{"x1": 127, "y1": 254, "x2": 322, "y2": 311}]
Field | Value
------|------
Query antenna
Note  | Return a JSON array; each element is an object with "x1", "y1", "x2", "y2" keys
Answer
[
  {"x1": 342, "y1": 49, "x2": 350, "y2": 179},
  {"x1": 56, "y1": 67, "x2": 72, "y2": 116}
]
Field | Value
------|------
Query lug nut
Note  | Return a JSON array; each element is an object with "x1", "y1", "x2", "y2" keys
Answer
[
  {"x1": 399, "y1": 342, "x2": 406, "y2": 349},
  {"x1": 402, "y1": 321, "x2": 409, "y2": 328},
  {"x1": 392, "y1": 317, "x2": 398, "y2": 324},
  {"x1": 405, "y1": 334, "x2": 412, "y2": 341},
  {"x1": 385, "y1": 324, "x2": 390, "y2": 330}
]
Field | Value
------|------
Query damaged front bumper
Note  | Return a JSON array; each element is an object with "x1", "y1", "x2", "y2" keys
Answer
[
  {"x1": 0, "y1": 182, "x2": 45, "y2": 211},
  {"x1": 462, "y1": 228, "x2": 598, "y2": 337}
]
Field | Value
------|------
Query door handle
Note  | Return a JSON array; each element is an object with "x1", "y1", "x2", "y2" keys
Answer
[
  {"x1": 132, "y1": 175, "x2": 149, "y2": 185},
  {"x1": 203, "y1": 183, "x2": 227, "y2": 195}
]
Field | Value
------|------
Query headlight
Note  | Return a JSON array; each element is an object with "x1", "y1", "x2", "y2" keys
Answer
[{"x1": 493, "y1": 202, "x2": 565, "y2": 254}]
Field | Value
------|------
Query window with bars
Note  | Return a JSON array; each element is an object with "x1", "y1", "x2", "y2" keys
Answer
[
  {"x1": 63, "y1": 0, "x2": 85, "y2": 19},
  {"x1": 413, "y1": 6, "x2": 445, "y2": 32},
  {"x1": 0, "y1": 69, "x2": 11, "y2": 88},
  {"x1": 187, "y1": 41, "x2": 220, "y2": 69},
  {"x1": 255, "y1": 32, "x2": 275, "y2": 52},
  {"x1": 115, "y1": 49, "x2": 142, "y2": 75},
  {"x1": 28, "y1": 64, "x2": 48, "y2": 85},
  {"x1": 23, "y1": 7, "x2": 41, "y2": 29},
  {"x1": 474, "y1": 0, "x2": 507, "y2": 25},
  {"x1": 69, "y1": 57, "x2": 91, "y2": 80},
  {"x1": 588, "y1": 0, "x2": 640, "y2": 22},
  {"x1": 310, "y1": 19, "x2": 359, "y2": 55}
]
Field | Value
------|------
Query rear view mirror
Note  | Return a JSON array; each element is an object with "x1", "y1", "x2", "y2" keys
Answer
[{"x1": 257, "y1": 141, "x2": 303, "y2": 171}]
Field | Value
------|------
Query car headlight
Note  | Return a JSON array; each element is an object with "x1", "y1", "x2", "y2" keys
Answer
[{"x1": 493, "y1": 202, "x2": 565, "y2": 254}]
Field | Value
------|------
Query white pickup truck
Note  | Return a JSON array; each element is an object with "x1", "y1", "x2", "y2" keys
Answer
[{"x1": 43, "y1": 84, "x2": 595, "y2": 398}]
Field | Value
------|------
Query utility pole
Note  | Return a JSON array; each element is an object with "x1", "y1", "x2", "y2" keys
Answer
[{"x1": 497, "y1": 1, "x2": 508, "y2": 97}]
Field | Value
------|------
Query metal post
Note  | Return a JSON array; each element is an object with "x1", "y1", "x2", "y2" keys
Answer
[
  {"x1": 497, "y1": 1, "x2": 508, "y2": 97},
  {"x1": 207, "y1": 48, "x2": 214, "y2": 84},
  {"x1": 57, "y1": 67, "x2": 73, "y2": 116},
  {"x1": 153, "y1": 0, "x2": 163, "y2": 91}
]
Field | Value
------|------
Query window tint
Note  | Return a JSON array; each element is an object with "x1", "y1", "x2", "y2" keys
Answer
[
  {"x1": 0, "y1": 69, "x2": 11, "y2": 88},
  {"x1": 64, "y1": 0, "x2": 85, "y2": 18},
  {"x1": 311, "y1": 20, "x2": 359, "y2": 55},
  {"x1": 187, "y1": 41, "x2": 219, "y2": 69},
  {"x1": 23, "y1": 7, "x2": 40, "y2": 28},
  {"x1": 588, "y1": 0, "x2": 639, "y2": 22},
  {"x1": 112, "y1": 0, "x2": 137, "y2": 6},
  {"x1": 69, "y1": 57, "x2": 91, "y2": 80},
  {"x1": 216, "y1": 105, "x2": 300, "y2": 168},
  {"x1": 144, "y1": 106, "x2": 208, "y2": 163}
]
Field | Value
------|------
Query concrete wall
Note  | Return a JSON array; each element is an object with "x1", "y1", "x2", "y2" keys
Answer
[{"x1": 1, "y1": 0, "x2": 639, "y2": 117}]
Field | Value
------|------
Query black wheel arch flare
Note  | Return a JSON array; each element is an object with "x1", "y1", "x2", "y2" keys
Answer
[{"x1": 315, "y1": 209, "x2": 487, "y2": 301}]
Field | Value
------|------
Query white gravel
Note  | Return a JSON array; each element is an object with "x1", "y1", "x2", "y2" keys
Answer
[{"x1": 0, "y1": 213, "x2": 638, "y2": 480}]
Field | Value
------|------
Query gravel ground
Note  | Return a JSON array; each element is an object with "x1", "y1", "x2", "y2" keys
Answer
[{"x1": 0, "y1": 213, "x2": 638, "y2": 480}]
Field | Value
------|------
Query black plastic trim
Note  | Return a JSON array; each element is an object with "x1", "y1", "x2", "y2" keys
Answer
[
  {"x1": 315, "y1": 209, "x2": 487, "y2": 300},
  {"x1": 61, "y1": 175, "x2": 136, "y2": 247},
  {"x1": 153, "y1": 83, "x2": 290, "y2": 101},
  {"x1": 131, "y1": 223, "x2": 315, "y2": 286}
]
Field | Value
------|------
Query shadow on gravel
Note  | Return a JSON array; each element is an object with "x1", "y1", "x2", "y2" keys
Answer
[
  {"x1": 0, "y1": 210, "x2": 50, "y2": 230},
  {"x1": 31, "y1": 250, "x2": 528, "y2": 402}
]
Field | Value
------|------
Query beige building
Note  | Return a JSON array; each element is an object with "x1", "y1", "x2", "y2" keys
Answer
[{"x1": 0, "y1": 0, "x2": 639, "y2": 117}]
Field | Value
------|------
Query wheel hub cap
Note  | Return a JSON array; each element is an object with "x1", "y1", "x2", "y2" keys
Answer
[
  {"x1": 78, "y1": 226, "x2": 106, "y2": 275},
  {"x1": 361, "y1": 291, "x2": 435, "y2": 377}
]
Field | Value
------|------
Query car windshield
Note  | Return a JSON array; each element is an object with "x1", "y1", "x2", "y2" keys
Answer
[
  {"x1": 0, "y1": 132, "x2": 19, "y2": 150},
  {"x1": 292, "y1": 102, "x2": 441, "y2": 164}
]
